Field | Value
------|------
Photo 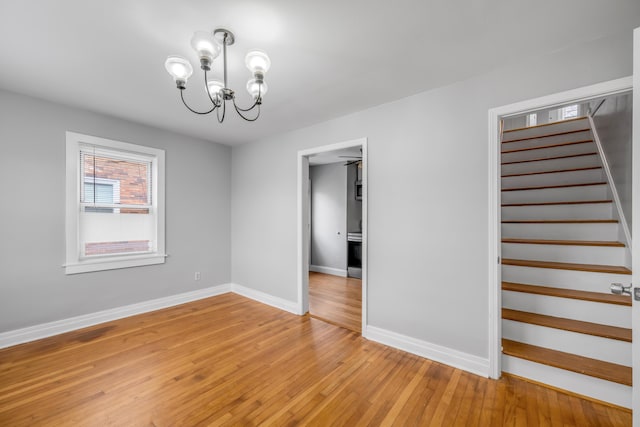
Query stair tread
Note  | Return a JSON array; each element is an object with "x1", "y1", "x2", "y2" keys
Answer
[
  {"x1": 502, "y1": 308, "x2": 632, "y2": 342},
  {"x1": 502, "y1": 166, "x2": 602, "y2": 178},
  {"x1": 502, "y1": 182, "x2": 606, "y2": 192},
  {"x1": 501, "y1": 139, "x2": 592, "y2": 154},
  {"x1": 502, "y1": 219, "x2": 617, "y2": 223},
  {"x1": 502, "y1": 282, "x2": 632, "y2": 306},
  {"x1": 503, "y1": 117, "x2": 588, "y2": 135},
  {"x1": 502, "y1": 339, "x2": 632, "y2": 386},
  {"x1": 502, "y1": 238, "x2": 624, "y2": 247},
  {"x1": 502, "y1": 200, "x2": 611, "y2": 207},
  {"x1": 501, "y1": 258, "x2": 631, "y2": 275},
  {"x1": 502, "y1": 152, "x2": 597, "y2": 165}
]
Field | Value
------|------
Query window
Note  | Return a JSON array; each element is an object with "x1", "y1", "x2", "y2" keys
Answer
[
  {"x1": 65, "y1": 132, "x2": 165, "y2": 274},
  {"x1": 561, "y1": 104, "x2": 578, "y2": 120}
]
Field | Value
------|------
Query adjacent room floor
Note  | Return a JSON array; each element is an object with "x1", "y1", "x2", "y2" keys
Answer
[
  {"x1": 0, "y1": 293, "x2": 630, "y2": 425},
  {"x1": 309, "y1": 271, "x2": 362, "y2": 333}
]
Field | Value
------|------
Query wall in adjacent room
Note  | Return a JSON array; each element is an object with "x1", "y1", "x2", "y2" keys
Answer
[
  {"x1": 0, "y1": 90, "x2": 231, "y2": 332},
  {"x1": 230, "y1": 30, "x2": 633, "y2": 360},
  {"x1": 309, "y1": 163, "x2": 347, "y2": 273},
  {"x1": 593, "y1": 92, "x2": 633, "y2": 234}
]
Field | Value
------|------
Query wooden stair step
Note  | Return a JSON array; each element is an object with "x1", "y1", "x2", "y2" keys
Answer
[
  {"x1": 502, "y1": 152, "x2": 597, "y2": 166},
  {"x1": 501, "y1": 258, "x2": 631, "y2": 275},
  {"x1": 502, "y1": 308, "x2": 631, "y2": 342},
  {"x1": 502, "y1": 182, "x2": 606, "y2": 192},
  {"x1": 502, "y1": 127, "x2": 592, "y2": 144},
  {"x1": 502, "y1": 200, "x2": 611, "y2": 207},
  {"x1": 502, "y1": 166, "x2": 602, "y2": 178},
  {"x1": 502, "y1": 281, "x2": 632, "y2": 306},
  {"x1": 502, "y1": 219, "x2": 617, "y2": 224},
  {"x1": 502, "y1": 238, "x2": 624, "y2": 247},
  {"x1": 502, "y1": 117, "x2": 588, "y2": 135},
  {"x1": 502, "y1": 339, "x2": 632, "y2": 386},
  {"x1": 501, "y1": 139, "x2": 592, "y2": 154}
]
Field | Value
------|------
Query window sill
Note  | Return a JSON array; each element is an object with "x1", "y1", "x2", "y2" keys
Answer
[{"x1": 64, "y1": 253, "x2": 167, "y2": 275}]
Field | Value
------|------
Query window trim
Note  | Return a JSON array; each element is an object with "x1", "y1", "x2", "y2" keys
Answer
[{"x1": 65, "y1": 131, "x2": 166, "y2": 274}]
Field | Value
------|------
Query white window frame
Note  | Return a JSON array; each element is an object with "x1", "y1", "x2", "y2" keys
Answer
[{"x1": 65, "y1": 131, "x2": 166, "y2": 274}]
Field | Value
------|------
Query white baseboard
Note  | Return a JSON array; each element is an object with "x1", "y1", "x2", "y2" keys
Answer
[
  {"x1": 231, "y1": 283, "x2": 300, "y2": 315},
  {"x1": 365, "y1": 325, "x2": 490, "y2": 378},
  {"x1": 0, "y1": 284, "x2": 232, "y2": 349},
  {"x1": 309, "y1": 265, "x2": 348, "y2": 277}
]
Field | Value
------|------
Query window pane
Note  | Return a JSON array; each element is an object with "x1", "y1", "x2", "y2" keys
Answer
[
  {"x1": 83, "y1": 154, "x2": 150, "y2": 205},
  {"x1": 80, "y1": 209, "x2": 155, "y2": 257},
  {"x1": 85, "y1": 240, "x2": 151, "y2": 256}
]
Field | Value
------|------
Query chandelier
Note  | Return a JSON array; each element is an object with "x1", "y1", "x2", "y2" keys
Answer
[{"x1": 164, "y1": 28, "x2": 270, "y2": 123}]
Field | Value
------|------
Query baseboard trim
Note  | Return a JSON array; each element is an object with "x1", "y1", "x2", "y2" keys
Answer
[
  {"x1": 231, "y1": 283, "x2": 300, "y2": 315},
  {"x1": 309, "y1": 265, "x2": 348, "y2": 277},
  {"x1": 365, "y1": 325, "x2": 490, "y2": 377},
  {"x1": 0, "y1": 284, "x2": 232, "y2": 349}
]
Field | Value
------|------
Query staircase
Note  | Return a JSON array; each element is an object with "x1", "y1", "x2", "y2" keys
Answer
[{"x1": 500, "y1": 117, "x2": 633, "y2": 408}]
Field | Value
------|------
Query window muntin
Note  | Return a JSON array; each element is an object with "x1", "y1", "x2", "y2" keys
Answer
[{"x1": 65, "y1": 132, "x2": 165, "y2": 274}]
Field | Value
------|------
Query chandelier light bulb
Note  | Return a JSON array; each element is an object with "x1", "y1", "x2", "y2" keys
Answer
[
  {"x1": 246, "y1": 78, "x2": 268, "y2": 100},
  {"x1": 164, "y1": 56, "x2": 194, "y2": 88},
  {"x1": 190, "y1": 31, "x2": 220, "y2": 69},
  {"x1": 245, "y1": 50, "x2": 271, "y2": 74},
  {"x1": 207, "y1": 79, "x2": 224, "y2": 101}
]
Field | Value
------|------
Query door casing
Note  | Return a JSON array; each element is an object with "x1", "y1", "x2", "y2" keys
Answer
[
  {"x1": 487, "y1": 77, "x2": 633, "y2": 379},
  {"x1": 297, "y1": 137, "x2": 369, "y2": 334}
]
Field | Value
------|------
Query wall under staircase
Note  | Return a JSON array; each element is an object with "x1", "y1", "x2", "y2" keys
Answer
[{"x1": 500, "y1": 117, "x2": 633, "y2": 409}]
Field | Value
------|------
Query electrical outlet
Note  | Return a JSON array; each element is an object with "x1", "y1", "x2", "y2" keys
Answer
[{"x1": 194, "y1": 272, "x2": 201, "y2": 281}]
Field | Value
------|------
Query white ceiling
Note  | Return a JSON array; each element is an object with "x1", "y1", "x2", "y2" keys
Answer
[{"x1": 1, "y1": 1, "x2": 639, "y2": 146}]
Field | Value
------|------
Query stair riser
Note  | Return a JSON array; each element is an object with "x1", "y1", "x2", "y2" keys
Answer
[
  {"x1": 502, "y1": 243, "x2": 625, "y2": 266},
  {"x1": 502, "y1": 119, "x2": 590, "y2": 142},
  {"x1": 501, "y1": 142, "x2": 596, "y2": 163},
  {"x1": 501, "y1": 155, "x2": 600, "y2": 175},
  {"x1": 502, "y1": 222, "x2": 618, "y2": 241},
  {"x1": 501, "y1": 130, "x2": 592, "y2": 151},
  {"x1": 501, "y1": 355, "x2": 631, "y2": 408},
  {"x1": 502, "y1": 290, "x2": 631, "y2": 328},
  {"x1": 502, "y1": 265, "x2": 631, "y2": 293},
  {"x1": 502, "y1": 320, "x2": 632, "y2": 366},
  {"x1": 502, "y1": 169, "x2": 603, "y2": 188},
  {"x1": 501, "y1": 185, "x2": 607, "y2": 204},
  {"x1": 502, "y1": 203, "x2": 612, "y2": 220}
]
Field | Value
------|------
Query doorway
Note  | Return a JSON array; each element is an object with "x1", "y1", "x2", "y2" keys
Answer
[
  {"x1": 488, "y1": 78, "x2": 633, "y2": 408},
  {"x1": 297, "y1": 138, "x2": 368, "y2": 334}
]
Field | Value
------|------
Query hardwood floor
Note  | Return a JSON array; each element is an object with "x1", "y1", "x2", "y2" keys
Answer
[
  {"x1": 309, "y1": 271, "x2": 362, "y2": 332},
  {"x1": 0, "y1": 293, "x2": 631, "y2": 426}
]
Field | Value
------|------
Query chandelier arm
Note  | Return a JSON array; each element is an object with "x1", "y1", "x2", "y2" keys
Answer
[
  {"x1": 234, "y1": 86, "x2": 262, "y2": 112},
  {"x1": 216, "y1": 96, "x2": 226, "y2": 123},
  {"x1": 180, "y1": 90, "x2": 216, "y2": 115},
  {"x1": 233, "y1": 102, "x2": 260, "y2": 122},
  {"x1": 233, "y1": 97, "x2": 261, "y2": 112}
]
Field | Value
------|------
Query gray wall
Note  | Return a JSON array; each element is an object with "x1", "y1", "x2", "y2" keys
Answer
[
  {"x1": 593, "y1": 93, "x2": 633, "y2": 234},
  {"x1": 310, "y1": 163, "x2": 347, "y2": 270},
  {"x1": 346, "y1": 163, "x2": 362, "y2": 233},
  {"x1": 0, "y1": 90, "x2": 231, "y2": 332},
  {"x1": 231, "y1": 30, "x2": 633, "y2": 359}
]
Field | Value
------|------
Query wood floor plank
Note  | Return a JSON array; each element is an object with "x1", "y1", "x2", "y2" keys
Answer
[
  {"x1": 0, "y1": 293, "x2": 631, "y2": 425},
  {"x1": 309, "y1": 271, "x2": 362, "y2": 333}
]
